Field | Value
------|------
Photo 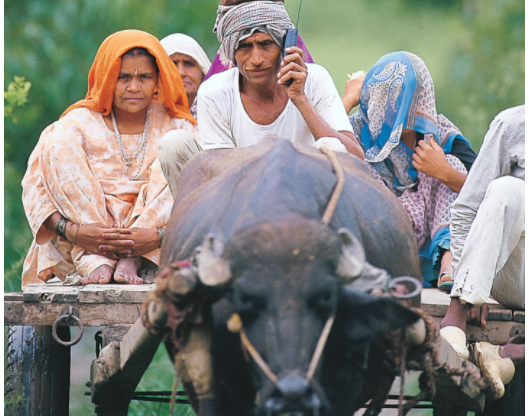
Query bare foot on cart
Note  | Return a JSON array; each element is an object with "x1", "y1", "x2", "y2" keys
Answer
[
  {"x1": 82, "y1": 264, "x2": 113, "y2": 285},
  {"x1": 114, "y1": 257, "x2": 143, "y2": 284}
]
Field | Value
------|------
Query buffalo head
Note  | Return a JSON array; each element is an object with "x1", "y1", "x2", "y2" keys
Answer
[{"x1": 191, "y1": 217, "x2": 420, "y2": 416}]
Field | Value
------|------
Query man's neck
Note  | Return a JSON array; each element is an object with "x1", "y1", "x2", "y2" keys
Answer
[{"x1": 239, "y1": 73, "x2": 289, "y2": 125}]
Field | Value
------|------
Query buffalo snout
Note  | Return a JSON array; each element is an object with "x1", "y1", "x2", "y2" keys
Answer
[{"x1": 260, "y1": 374, "x2": 323, "y2": 416}]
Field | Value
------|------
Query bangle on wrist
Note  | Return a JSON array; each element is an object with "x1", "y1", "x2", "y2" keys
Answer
[
  {"x1": 72, "y1": 224, "x2": 80, "y2": 246},
  {"x1": 55, "y1": 216, "x2": 70, "y2": 241},
  {"x1": 157, "y1": 227, "x2": 165, "y2": 248}
]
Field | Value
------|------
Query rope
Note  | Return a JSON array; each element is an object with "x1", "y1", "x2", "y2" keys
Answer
[
  {"x1": 228, "y1": 313, "x2": 336, "y2": 386},
  {"x1": 306, "y1": 315, "x2": 335, "y2": 380},
  {"x1": 227, "y1": 313, "x2": 278, "y2": 383},
  {"x1": 397, "y1": 330, "x2": 408, "y2": 416},
  {"x1": 318, "y1": 147, "x2": 346, "y2": 225}
]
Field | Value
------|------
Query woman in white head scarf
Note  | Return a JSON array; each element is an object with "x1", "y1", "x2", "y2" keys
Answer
[{"x1": 160, "y1": 33, "x2": 212, "y2": 117}]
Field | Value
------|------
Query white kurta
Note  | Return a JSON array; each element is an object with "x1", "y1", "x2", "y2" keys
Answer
[
  {"x1": 196, "y1": 64, "x2": 353, "y2": 150},
  {"x1": 450, "y1": 105, "x2": 525, "y2": 308}
]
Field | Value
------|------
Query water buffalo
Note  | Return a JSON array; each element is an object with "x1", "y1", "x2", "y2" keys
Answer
[{"x1": 159, "y1": 137, "x2": 422, "y2": 416}]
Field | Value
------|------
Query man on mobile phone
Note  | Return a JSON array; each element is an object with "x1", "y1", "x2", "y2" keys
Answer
[{"x1": 159, "y1": 0, "x2": 363, "y2": 197}]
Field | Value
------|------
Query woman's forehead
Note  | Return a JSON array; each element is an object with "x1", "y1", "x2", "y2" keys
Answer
[
  {"x1": 169, "y1": 52, "x2": 199, "y2": 64},
  {"x1": 120, "y1": 54, "x2": 157, "y2": 72}
]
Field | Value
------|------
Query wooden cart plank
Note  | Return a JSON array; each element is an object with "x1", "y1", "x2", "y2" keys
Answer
[
  {"x1": 4, "y1": 301, "x2": 143, "y2": 326},
  {"x1": 513, "y1": 311, "x2": 525, "y2": 323},
  {"x1": 5, "y1": 292, "x2": 23, "y2": 301},
  {"x1": 429, "y1": 316, "x2": 524, "y2": 345},
  {"x1": 22, "y1": 283, "x2": 154, "y2": 303},
  {"x1": 23, "y1": 286, "x2": 81, "y2": 303},
  {"x1": 78, "y1": 284, "x2": 154, "y2": 304},
  {"x1": 102, "y1": 325, "x2": 133, "y2": 347},
  {"x1": 420, "y1": 289, "x2": 516, "y2": 321}
]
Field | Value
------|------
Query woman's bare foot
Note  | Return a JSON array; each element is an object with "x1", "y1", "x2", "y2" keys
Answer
[
  {"x1": 82, "y1": 265, "x2": 113, "y2": 285},
  {"x1": 114, "y1": 257, "x2": 143, "y2": 284}
]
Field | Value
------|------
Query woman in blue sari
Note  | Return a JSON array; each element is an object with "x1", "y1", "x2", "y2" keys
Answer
[{"x1": 345, "y1": 52, "x2": 476, "y2": 289}]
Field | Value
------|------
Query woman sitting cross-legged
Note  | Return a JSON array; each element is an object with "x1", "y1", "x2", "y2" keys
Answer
[
  {"x1": 21, "y1": 29, "x2": 199, "y2": 288},
  {"x1": 345, "y1": 52, "x2": 477, "y2": 288}
]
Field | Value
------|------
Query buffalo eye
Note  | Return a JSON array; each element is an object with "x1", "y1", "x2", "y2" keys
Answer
[
  {"x1": 233, "y1": 285, "x2": 266, "y2": 316},
  {"x1": 309, "y1": 289, "x2": 336, "y2": 316}
]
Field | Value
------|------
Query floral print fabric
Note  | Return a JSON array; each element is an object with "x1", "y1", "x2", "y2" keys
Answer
[
  {"x1": 350, "y1": 51, "x2": 469, "y2": 194},
  {"x1": 398, "y1": 155, "x2": 467, "y2": 247},
  {"x1": 21, "y1": 101, "x2": 199, "y2": 289}
]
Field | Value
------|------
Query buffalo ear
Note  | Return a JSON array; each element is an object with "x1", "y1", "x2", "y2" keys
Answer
[
  {"x1": 336, "y1": 228, "x2": 366, "y2": 283},
  {"x1": 338, "y1": 288, "x2": 420, "y2": 342}
]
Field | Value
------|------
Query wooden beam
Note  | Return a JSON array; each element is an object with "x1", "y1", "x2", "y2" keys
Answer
[
  {"x1": 91, "y1": 300, "x2": 167, "y2": 412},
  {"x1": 5, "y1": 284, "x2": 154, "y2": 327},
  {"x1": 78, "y1": 284, "x2": 155, "y2": 304},
  {"x1": 4, "y1": 300, "x2": 143, "y2": 326},
  {"x1": 513, "y1": 311, "x2": 525, "y2": 323},
  {"x1": 21, "y1": 283, "x2": 154, "y2": 304},
  {"x1": 102, "y1": 325, "x2": 133, "y2": 348},
  {"x1": 430, "y1": 316, "x2": 525, "y2": 345}
]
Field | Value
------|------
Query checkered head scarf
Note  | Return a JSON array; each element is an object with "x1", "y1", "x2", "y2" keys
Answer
[{"x1": 214, "y1": 1, "x2": 295, "y2": 65}]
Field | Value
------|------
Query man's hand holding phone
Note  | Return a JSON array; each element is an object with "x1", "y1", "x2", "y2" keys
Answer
[{"x1": 278, "y1": 45, "x2": 307, "y2": 100}]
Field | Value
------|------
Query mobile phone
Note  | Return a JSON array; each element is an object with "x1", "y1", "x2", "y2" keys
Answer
[
  {"x1": 415, "y1": 132, "x2": 424, "y2": 148},
  {"x1": 282, "y1": 28, "x2": 298, "y2": 86}
]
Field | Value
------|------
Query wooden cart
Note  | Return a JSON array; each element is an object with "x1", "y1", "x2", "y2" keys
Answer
[{"x1": 4, "y1": 285, "x2": 524, "y2": 416}]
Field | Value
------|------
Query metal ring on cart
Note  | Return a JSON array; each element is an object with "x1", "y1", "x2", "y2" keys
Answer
[
  {"x1": 387, "y1": 276, "x2": 422, "y2": 299},
  {"x1": 52, "y1": 306, "x2": 84, "y2": 347}
]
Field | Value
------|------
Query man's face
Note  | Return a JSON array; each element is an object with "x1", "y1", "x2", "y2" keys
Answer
[{"x1": 234, "y1": 32, "x2": 282, "y2": 88}]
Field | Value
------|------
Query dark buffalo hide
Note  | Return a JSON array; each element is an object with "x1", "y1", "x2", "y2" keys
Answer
[{"x1": 160, "y1": 137, "x2": 421, "y2": 416}]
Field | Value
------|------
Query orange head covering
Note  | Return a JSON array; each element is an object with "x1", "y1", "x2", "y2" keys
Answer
[{"x1": 62, "y1": 29, "x2": 196, "y2": 124}]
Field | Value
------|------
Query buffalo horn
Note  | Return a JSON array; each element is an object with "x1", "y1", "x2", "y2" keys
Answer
[
  {"x1": 406, "y1": 318, "x2": 427, "y2": 348},
  {"x1": 335, "y1": 228, "x2": 366, "y2": 284},
  {"x1": 196, "y1": 232, "x2": 232, "y2": 288}
]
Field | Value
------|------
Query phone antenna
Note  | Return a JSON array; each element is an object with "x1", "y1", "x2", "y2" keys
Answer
[{"x1": 295, "y1": 0, "x2": 303, "y2": 28}]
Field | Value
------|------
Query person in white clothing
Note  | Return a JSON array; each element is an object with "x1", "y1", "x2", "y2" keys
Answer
[
  {"x1": 159, "y1": 1, "x2": 363, "y2": 197},
  {"x1": 196, "y1": 63, "x2": 354, "y2": 150},
  {"x1": 440, "y1": 105, "x2": 525, "y2": 400}
]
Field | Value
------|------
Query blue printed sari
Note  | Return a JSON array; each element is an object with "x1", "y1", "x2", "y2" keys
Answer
[{"x1": 350, "y1": 52, "x2": 471, "y2": 284}]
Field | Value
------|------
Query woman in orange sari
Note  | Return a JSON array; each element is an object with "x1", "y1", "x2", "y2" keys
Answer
[{"x1": 22, "y1": 30, "x2": 199, "y2": 288}]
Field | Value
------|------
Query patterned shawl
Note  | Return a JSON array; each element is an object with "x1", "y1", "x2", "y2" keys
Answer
[
  {"x1": 214, "y1": 1, "x2": 294, "y2": 64},
  {"x1": 62, "y1": 29, "x2": 196, "y2": 124},
  {"x1": 350, "y1": 51, "x2": 469, "y2": 194}
]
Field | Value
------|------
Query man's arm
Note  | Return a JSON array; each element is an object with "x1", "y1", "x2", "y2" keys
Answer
[
  {"x1": 196, "y1": 74, "x2": 237, "y2": 150},
  {"x1": 290, "y1": 95, "x2": 364, "y2": 157},
  {"x1": 278, "y1": 47, "x2": 364, "y2": 159}
]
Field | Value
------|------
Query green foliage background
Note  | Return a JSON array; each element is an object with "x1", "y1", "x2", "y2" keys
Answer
[{"x1": 4, "y1": 0, "x2": 524, "y2": 414}]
